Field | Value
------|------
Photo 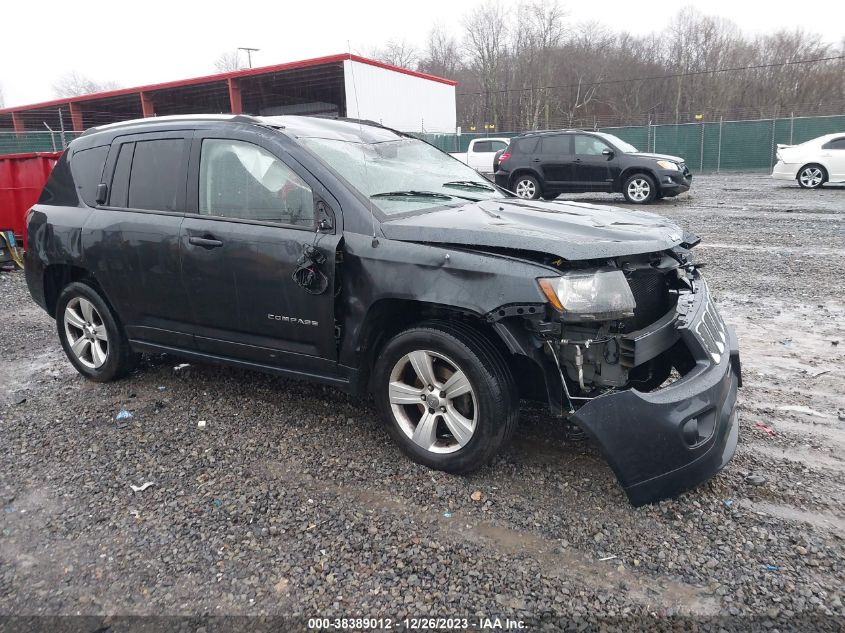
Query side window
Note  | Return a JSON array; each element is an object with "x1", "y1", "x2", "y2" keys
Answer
[
  {"x1": 574, "y1": 135, "x2": 611, "y2": 155},
  {"x1": 198, "y1": 139, "x2": 315, "y2": 227},
  {"x1": 822, "y1": 137, "x2": 845, "y2": 150},
  {"x1": 108, "y1": 143, "x2": 134, "y2": 208},
  {"x1": 540, "y1": 135, "x2": 570, "y2": 155},
  {"x1": 473, "y1": 141, "x2": 492, "y2": 152},
  {"x1": 70, "y1": 145, "x2": 109, "y2": 207},
  {"x1": 128, "y1": 139, "x2": 187, "y2": 211},
  {"x1": 513, "y1": 137, "x2": 540, "y2": 154},
  {"x1": 490, "y1": 140, "x2": 508, "y2": 152}
]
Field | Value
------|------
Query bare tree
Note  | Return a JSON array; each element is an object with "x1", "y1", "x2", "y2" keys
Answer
[
  {"x1": 419, "y1": 23, "x2": 463, "y2": 78},
  {"x1": 510, "y1": 0, "x2": 567, "y2": 128},
  {"x1": 52, "y1": 72, "x2": 121, "y2": 97},
  {"x1": 463, "y1": 1, "x2": 510, "y2": 129},
  {"x1": 446, "y1": 3, "x2": 844, "y2": 131},
  {"x1": 366, "y1": 40, "x2": 418, "y2": 68},
  {"x1": 214, "y1": 50, "x2": 244, "y2": 73}
]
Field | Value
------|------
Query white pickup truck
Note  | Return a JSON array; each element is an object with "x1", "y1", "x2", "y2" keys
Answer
[{"x1": 449, "y1": 137, "x2": 510, "y2": 175}]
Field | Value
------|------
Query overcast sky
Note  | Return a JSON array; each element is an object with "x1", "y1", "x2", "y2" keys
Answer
[{"x1": 1, "y1": 0, "x2": 842, "y2": 108}]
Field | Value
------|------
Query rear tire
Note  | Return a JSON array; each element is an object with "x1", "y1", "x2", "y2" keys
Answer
[
  {"x1": 372, "y1": 321, "x2": 518, "y2": 474},
  {"x1": 56, "y1": 281, "x2": 139, "y2": 382},
  {"x1": 623, "y1": 173, "x2": 657, "y2": 204},
  {"x1": 512, "y1": 174, "x2": 542, "y2": 200},
  {"x1": 797, "y1": 164, "x2": 826, "y2": 189}
]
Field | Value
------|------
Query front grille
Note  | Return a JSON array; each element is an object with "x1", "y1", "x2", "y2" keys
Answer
[{"x1": 626, "y1": 271, "x2": 671, "y2": 331}]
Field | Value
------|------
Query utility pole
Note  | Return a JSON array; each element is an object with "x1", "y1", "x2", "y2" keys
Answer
[{"x1": 238, "y1": 47, "x2": 260, "y2": 69}]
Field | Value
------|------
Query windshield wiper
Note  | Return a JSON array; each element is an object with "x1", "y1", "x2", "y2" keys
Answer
[
  {"x1": 371, "y1": 190, "x2": 453, "y2": 199},
  {"x1": 371, "y1": 190, "x2": 481, "y2": 202},
  {"x1": 442, "y1": 180, "x2": 496, "y2": 192}
]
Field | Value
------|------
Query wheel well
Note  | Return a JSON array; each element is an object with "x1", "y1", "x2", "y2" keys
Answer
[
  {"x1": 508, "y1": 169, "x2": 542, "y2": 190},
  {"x1": 619, "y1": 167, "x2": 658, "y2": 192},
  {"x1": 356, "y1": 299, "x2": 546, "y2": 400},
  {"x1": 43, "y1": 265, "x2": 93, "y2": 317},
  {"x1": 798, "y1": 163, "x2": 828, "y2": 180}
]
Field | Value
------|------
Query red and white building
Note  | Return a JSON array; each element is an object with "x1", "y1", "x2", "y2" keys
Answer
[{"x1": 0, "y1": 54, "x2": 458, "y2": 135}]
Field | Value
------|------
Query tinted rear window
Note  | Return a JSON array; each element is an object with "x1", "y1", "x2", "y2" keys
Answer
[
  {"x1": 512, "y1": 137, "x2": 540, "y2": 154},
  {"x1": 38, "y1": 152, "x2": 78, "y2": 206},
  {"x1": 540, "y1": 135, "x2": 570, "y2": 155},
  {"x1": 109, "y1": 143, "x2": 134, "y2": 208},
  {"x1": 127, "y1": 139, "x2": 186, "y2": 211},
  {"x1": 70, "y1": 145, "x2": 109, "y2": 207},
  {"x1": 822, "y1": 137, "x2": 845, "y2": 150}
]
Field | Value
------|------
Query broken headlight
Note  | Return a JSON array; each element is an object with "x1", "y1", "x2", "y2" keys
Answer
[{"x1": 538, "y1": 269, "x2": 636, "y2": 322}]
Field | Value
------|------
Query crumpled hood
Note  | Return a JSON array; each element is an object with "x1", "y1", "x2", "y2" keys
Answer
[
  {"x1": 380, "y1": 198, "x2": 686, "y2": 260},
  {"x1": 631, "y1": 152, "x2": 685, "y2": 163}
]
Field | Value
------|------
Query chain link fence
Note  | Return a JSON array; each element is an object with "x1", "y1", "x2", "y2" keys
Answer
[
  {"x1": 2, "y1": 114, "x2": 843, "y2": 172},
  {"x1": 0, "y1": 131, "x2": 83, "y2": 155},
  {"x1": 416, "y1": 114, "x2": 845, "y2": 172}
]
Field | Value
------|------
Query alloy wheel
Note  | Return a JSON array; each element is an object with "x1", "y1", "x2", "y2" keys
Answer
[
  {"x1": 515, "y1": 179, "x2": 537, "y2": 198},
  {"x1": 64, "y1": 297, "x2": 109, "y2": 369},
  {"x1": 627, "y1": 178, "x2": 651, "y2": 202},
  {"x1": 799, "y1": 167, "x2": 823, "y2": 188},
  {"x1": 388, "y1": 350, "x2": 477, "y2": 454}
]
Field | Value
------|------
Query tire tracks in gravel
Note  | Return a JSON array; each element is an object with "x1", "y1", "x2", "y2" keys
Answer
[{"x1": 262, "y1": 461, "x2": 721, "y2": 616}]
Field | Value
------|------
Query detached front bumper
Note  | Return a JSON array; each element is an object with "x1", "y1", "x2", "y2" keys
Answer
[{"x1": 571, "y1": 281, "x2": 741, "y2": 506}]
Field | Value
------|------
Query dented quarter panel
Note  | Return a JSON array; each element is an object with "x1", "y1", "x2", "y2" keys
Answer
[{"x1": 24, "y1": 205, "x2": 91, "y2": 311}]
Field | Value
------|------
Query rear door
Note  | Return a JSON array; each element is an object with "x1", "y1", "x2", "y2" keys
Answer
[
  {"x1": 82, "y1": 130, "x2": 194, "y2": 348},
  {"x1": 572, "y1": 134, "x2": 614, "y2": 191},
  {"x1": 821, "y1": 136, "x2": 845, "y2": 180},
  {"x1": 536, "y1": 134, "x2": 573, "y2": 189},
  {"x1": 180, "y1": 128, "x2": 341, "y2": 373}
]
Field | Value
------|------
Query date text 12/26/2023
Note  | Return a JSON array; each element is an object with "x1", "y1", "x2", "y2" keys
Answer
[{"x1": 307, "y1": 616, "x2": 525, "y2": 630}]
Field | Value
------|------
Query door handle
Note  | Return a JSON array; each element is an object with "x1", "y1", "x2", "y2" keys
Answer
[
  {"x1": 531, "y1": 158, "x2": 541, "y2": 162},
  {"x1": 189, "y1": 236, "x2": 223, "y2": 248},
  {"x1": 573, "y1": 158, "x2": 582, "y2": 163}
]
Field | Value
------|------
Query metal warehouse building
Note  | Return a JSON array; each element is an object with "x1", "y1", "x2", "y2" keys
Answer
[{"x1": 0, "y1": 54, "x2": 457, "y2": 136}]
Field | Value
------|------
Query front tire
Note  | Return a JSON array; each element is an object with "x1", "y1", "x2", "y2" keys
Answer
[
  {"x1": 623, "y1": 173, "x2": 657, "y2": 204},
  {"x1": 512, "y1": 174, "x2": 542, "y2": 200},
  {"x1": 56, "y1": 281, "x2": 139, "y2": 382},
  {"x1": 797, "y1": 164, "x2": 826, "y2": 189},
  {"x1": 372, "y1": 322, "x2": 518, "y2": 474}
]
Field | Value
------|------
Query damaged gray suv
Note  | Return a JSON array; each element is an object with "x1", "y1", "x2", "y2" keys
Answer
[{"x1": 25, "y1": 115, "x2": 741, "y2": 505}]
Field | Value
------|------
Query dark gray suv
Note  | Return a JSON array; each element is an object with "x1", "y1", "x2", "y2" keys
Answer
[
  {"x1": 25, "y1": 115, "x2": 739, "y2": 505},
  {"x1": 495, "y1": 130, "x2": 693, "y2": 203}
]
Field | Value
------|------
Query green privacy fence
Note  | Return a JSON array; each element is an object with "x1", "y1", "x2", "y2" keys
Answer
[
  {"x1": 417, "y1": 114, "x2": 845, "y2": 173},
  {"x1": 3, "y1": 114, "x2": 843, "y2": 171},
  {"x1": 0, "y1": 131, "x2": 83, "y2": 155}
]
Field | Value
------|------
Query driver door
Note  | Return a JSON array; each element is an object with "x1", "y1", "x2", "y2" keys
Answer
[
  {"x1": 572, "y1": 135, "x2": 614, "y2": 192},
  {"x1": 180, "y1": 129, "x2": 340, "y2": 374}
]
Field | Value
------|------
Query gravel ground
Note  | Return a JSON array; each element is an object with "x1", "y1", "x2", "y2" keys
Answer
[{"x1": 1, "y1": 173, "x2": 843, "y2": 630}]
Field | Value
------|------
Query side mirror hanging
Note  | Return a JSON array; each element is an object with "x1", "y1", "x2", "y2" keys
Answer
[{"x1": 316, "y1": 201, "x2": 333, "y2": 232}]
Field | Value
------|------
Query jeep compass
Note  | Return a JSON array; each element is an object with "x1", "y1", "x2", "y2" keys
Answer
[{"x1": 25, "y1": 115, "x2": 739, "y2": 505}]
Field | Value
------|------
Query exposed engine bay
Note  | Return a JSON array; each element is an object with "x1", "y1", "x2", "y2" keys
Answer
[{"x1": 487, "y1": 242, "x2": 709, "y2": 413}]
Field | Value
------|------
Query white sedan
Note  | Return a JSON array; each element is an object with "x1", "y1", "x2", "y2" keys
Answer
[{"x1": 772, "y1": 133, "x2": 845, "y2": 188}]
